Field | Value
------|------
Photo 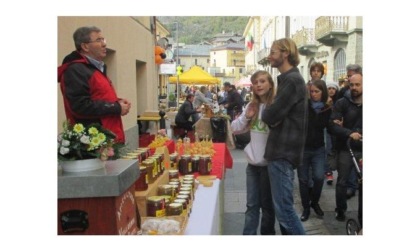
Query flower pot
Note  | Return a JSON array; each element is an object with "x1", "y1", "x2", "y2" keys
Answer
[{"x1": 60, "y1": 158, "x2": 105, "y2": 173}]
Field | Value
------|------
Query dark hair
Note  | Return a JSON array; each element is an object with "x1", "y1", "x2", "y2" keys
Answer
[
  {"x1": 73, "y1": 26, "x2": 101, "y2": 51},
  {"x1": 310, "y1": 62, "x2": 325, "y2": 78},
  {"x1": 311, "y1": 79, "x2": 329, "y2": 103},
  {"x1": 186, "y1": 94, "x2": 194, "y2": 100},
  {"x1": 223, "y1": 82, "x2": 231, "y2": 87},
  {"x1": 346, "y1": 64, "x2": 363, "y2": 75}
]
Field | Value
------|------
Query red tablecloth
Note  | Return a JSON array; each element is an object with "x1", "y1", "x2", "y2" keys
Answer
[{"x1": 208, "y1": 143, "x2": 232, "y2": 179}]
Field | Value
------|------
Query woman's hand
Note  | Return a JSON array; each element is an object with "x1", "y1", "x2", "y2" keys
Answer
[{"x1": 246, "y1": 103, "x2": 257, "y2": 119}]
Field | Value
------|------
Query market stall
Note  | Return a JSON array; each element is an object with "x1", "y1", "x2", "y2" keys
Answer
[
  {"x1": 168, "y1": 65, "x2": 220, "y2": 108},
  {"x1": 194, "y1": 117, "x2": 236, "y2": 150},
  {"x1": 135, "y1": 142, "x2": 232, "y2": 235}
]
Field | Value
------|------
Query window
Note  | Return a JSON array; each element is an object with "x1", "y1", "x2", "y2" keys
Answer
[
  {"x1": 307, "y1": 58, "x2": 315, "y2": 81},
  {"x1": 334, "y1": 49, "x2": 346, "y2": 81}
]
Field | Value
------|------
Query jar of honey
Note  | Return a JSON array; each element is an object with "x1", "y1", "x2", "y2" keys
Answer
[
  {"x1": 167, "y1": 202, "x2": 183, "y2": 216},
  {"x1": 169, "y1": 153, "x2": 178, "y2": 169},
  {"x1": 146, "y1": 196, "x2": 166, "y2": 217},
  {"x1": 135, "y1": 165, "x2": 148, "y2": 191},
  {"x1": 173, "y1": 198, "x2": 188, "y2": 215},
  {"x1": 142, "y1": 159, "x2": 155, "y2": 184},
  {"x1": 158, "y1": 184, "x2": 176, "y2": 201},
  {"x1": 168, "y1": 169, "x2": 179, "y2": 180},
  {"x1": 178, "y1": 154, "x2": 192, "y2": 175},
  {"x1": 199, "y1": 155, "x2": 212, "y2": 175},
  {"x1": 176, "y1": 194, "x2": 190, "y2": 206},
  {"x1": 192, "y1": 155, "x2": 200, "y2": 173}
]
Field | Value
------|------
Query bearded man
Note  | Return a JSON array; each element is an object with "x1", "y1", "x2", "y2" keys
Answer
[{"x1": 329, "y1": 73, "x2": 363, "y2": 223}]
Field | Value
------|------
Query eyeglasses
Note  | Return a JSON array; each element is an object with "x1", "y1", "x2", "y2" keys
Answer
[
  {"x1": 86, "y1": 38, "x2": 106, "y2": 44},
  {"x1": 269, "y1": 49, "x2": 287, "y2": 55}
]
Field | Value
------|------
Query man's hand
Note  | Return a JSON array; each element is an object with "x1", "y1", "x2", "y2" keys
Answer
[{"x1": 119, "y1": 98, "x2": 131, "y2": 116}]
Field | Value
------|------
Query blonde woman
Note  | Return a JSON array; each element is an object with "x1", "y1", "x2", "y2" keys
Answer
[{"x1": 231, "y1": 70, "x2": 277, "y2": 235}]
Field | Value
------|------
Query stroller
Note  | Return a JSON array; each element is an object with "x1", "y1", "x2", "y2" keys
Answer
[{"x1": 346, "y1": 137, "x2": 363, "y2": 235}]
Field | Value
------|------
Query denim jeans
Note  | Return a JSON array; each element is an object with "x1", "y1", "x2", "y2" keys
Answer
[
  {"x1": 336, "y1": 150, "x2": 362, "y2": 211},
  {"x1": 298, "y1": 146, "x2": 326, "y2": 209},
  {"x1": 268, "y1": 159, "x2": 306, "y2": 235},
  {"x1": 243, "y1": 164, "x2": 276, "y2": 235}
]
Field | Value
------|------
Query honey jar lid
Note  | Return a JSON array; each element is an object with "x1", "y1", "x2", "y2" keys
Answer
[
  {"x1": 169, "y1": 203, "x2": 182, "y2": 208},
  {"x1": 147, "y1": 196, "x2": 164, "y2": 202}
]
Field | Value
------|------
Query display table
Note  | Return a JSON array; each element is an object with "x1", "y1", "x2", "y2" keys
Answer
[
  {"x1": 193, "y1": 117, "x2": 235, "y2": 149},
  {"x1": 138, "y1": 111, "x2": 166, "y2": 134},
  {"x1": 182, "y1": 143, "x2": 231, "y2": 234},
  {"x1": 184, "y1": 179, "x2": 221, "y2": 235}
]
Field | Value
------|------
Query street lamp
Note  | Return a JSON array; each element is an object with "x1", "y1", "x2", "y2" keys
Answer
[{"x1": 175, "y1": 21, "x2": 180, "y2": 108}]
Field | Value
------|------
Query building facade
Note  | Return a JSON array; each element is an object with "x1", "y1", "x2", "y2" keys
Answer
[{"x1": 244, "y1": 16, "x2": 363, "y2": 84}]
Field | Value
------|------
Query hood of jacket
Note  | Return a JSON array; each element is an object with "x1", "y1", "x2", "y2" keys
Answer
[{"x1": 57, "y1": 51, "x2": 87, "y2": 82}]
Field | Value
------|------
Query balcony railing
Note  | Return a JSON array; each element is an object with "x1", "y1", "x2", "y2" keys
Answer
[
  {"x1": 315, "y1": 16, "x2": 349, "y2": 46},
  {"x1": 292, "y1": 28, "x2": 318, "y2": 56},
  {"x1": 315, "y1": 16, "x2": 349, "y2": 39},
  {"x1": 292, "y1": 28, "x2": 316, "y2": 48}
]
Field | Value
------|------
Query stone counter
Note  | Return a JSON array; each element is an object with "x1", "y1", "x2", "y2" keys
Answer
[{"x1": 58, "y1": 159, "x2": 139, "y2": 199}]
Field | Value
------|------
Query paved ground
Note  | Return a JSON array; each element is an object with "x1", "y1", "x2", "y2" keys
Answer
[{"x1": 222, "y1": 147, "x2": 360, "y2": 235}]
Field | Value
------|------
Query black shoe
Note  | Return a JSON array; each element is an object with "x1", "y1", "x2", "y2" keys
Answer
[
  {"x1": 346, "y1": 189, "x2": 356, "y2": 199},
  {"x1": 335, "y1": 209, "x2": 346, "y2": 221},
  {"x1": 310, "y1": 203, "x2": 324, "y2": 216},
  {"x1": 300, "y1": 208, "x2": 310, "y2": 222}
]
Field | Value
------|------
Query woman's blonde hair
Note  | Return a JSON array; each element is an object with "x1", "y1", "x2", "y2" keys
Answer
[{"x1": 248, "y1": 70, "x2": 275, "y2": 125}]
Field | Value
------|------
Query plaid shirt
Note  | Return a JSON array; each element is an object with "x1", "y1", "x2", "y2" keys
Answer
[{"x1": 262, "y1": 67, "x2": 308, "y2": 167}]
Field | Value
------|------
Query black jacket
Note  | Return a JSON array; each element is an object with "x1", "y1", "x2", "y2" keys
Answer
[
  {"x1": 305, "y1": 101, "x2": 332, "y2": 148},
  {"x1": 329, "y1": 90, "x2": 362, "y2": 151},
  {"x1": 175, "y1": 100, "x2": 197, "y2": 124}
]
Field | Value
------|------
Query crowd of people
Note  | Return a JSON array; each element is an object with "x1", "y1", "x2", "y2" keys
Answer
[{"x1": 231, "y1": 38, "x2": 363, "y2": 235}]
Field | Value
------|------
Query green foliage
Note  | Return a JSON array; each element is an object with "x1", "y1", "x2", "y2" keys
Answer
[
  {"x1": 168, "y1": 92, "x2": 176, "y2": 102},
  {"x1": 157, "y1": 16, "x2": 249, "y2": 44}
]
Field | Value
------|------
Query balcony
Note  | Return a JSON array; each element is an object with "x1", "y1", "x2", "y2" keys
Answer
[
  {"x1": 257, "y1": 48, "x2": 270, "y2": 66},
  {"x1": 292, "y1": 28, "x2": 317, "y2": 56},
  {"x1": 315, "y1": 16, "x2": 349, "y2": 46}
]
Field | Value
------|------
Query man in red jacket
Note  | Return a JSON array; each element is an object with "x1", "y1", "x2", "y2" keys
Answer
[{"x1": 58, "y1": 26, "x2": 131, "y2": 143}]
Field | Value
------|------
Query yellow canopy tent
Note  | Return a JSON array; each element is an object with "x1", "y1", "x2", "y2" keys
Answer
[{"x1": 169, "y1": 65, "x2": 220, "y2": 85}]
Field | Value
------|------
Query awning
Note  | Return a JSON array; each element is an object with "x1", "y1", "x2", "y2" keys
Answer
[
  {"x1": 234, "y1": 77, "x2": 252, "y2": 87},
  {"x1": 169, "y1": 66, "x2": 220, "y2": 85}
]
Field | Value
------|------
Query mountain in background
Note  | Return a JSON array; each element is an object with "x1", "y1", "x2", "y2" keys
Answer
[{"x1": 157, "y1": 16, "x2": 249, "y2": 44}]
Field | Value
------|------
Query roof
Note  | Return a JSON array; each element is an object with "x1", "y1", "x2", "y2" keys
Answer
[{"x1": 211, "y1": 42, "x2": 245, "y2": 51}]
